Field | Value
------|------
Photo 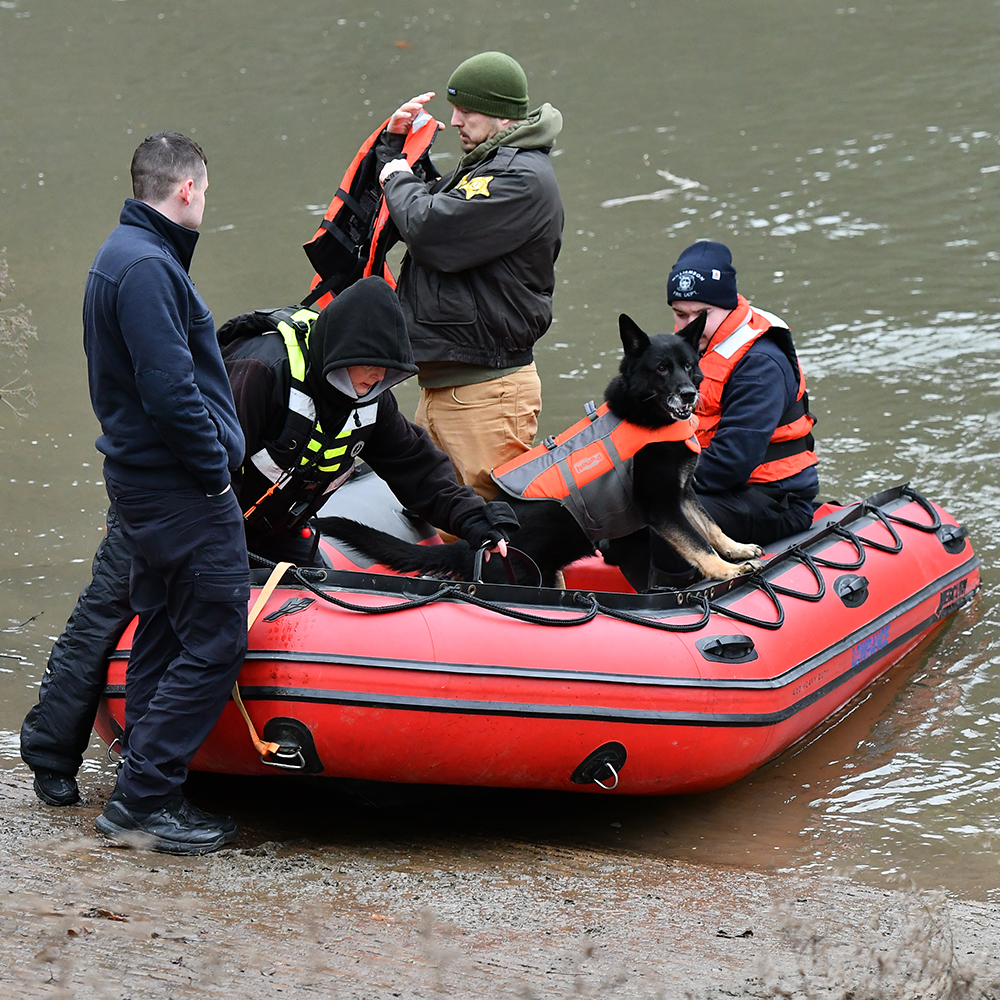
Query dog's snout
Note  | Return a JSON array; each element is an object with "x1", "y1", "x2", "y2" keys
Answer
[{"x1": 680, "y1": 387, "x2": 698, "y2": 406}]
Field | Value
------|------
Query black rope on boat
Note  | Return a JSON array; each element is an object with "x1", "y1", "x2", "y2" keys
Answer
[
  {"x1": 457, "y1": 588, "x2": 600, "y2": 626},
  {"x1": 885, "y1": 486, "x2": 941, "y2": 533},
  {"x1": 580, "y1": 591, "x2": 712, "y2": 632},
  {"x1": 299, "y1": 570, "x2": 460, "y2": 614},
  {"x1": 245, "y1": 484, "x2": 941, "y2": 633},
  {"x1": 767, "y1": 550, "x2": 826, "y2": 602},
  {"x1": 249, "y1": 550, "x2": 602, "y2": 626},
  {"x1": 708, "y1": 576, "x2": 786, "y2": 631},
  {"x1": 811, "y1": 525, "x2": 867, "y2": 570},
  {"x1": 248, "y1": 552, "x2": 452, "y2": 614},
  {"x1": 856, "y1": 505, "x2": 904, "y2": 554}
]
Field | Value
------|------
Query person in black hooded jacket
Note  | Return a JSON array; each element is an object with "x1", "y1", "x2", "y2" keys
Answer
[
  {"x1": 224, "y1": 277, "x2": 499, "y2": 563},
  {"x1": 21, "y1": 277, "x2": 512, "y2": 809}
]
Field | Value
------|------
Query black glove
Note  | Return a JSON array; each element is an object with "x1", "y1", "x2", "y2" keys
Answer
[{"x1": 457, "y1": 501, "x2": 520, "y2": 551}]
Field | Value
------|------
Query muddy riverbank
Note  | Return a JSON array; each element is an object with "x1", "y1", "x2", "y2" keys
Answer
[{"x1": 1, "y1": 770, "x2": 998, "y2": 999}]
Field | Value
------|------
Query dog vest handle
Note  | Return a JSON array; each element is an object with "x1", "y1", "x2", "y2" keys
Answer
[{"x1": 472, "y1": 544, "x2": 542, "y2": 587}]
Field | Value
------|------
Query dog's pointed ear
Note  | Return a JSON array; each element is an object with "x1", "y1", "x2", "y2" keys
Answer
[
  {"x1": 675, "y1": 309, "x2": 707, "y2": 353},
  {"x1": 619, "y1": 314, "x2": 650, "y2": 358}
]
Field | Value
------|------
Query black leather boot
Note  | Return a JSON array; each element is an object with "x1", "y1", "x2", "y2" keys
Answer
[{"x1": 33, "y1": 770, "x2": 80, "y2": 807}]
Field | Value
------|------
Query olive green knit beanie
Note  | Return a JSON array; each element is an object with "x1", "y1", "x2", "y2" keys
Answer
[{"x1": 446, "y1": 51, "x2": 529, "y2": 120}]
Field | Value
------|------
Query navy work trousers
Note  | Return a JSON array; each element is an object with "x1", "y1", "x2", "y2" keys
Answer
[
  {"x1": 20, "y1": 509, "x2": 323, "y2": 781},
  {"x1": 105, "y1": 477, "x2": 249, "y2": 810}
]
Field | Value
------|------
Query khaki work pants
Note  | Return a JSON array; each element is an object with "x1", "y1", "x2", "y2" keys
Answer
[{"x1": 415, "y1": 363, "x2": 542, "y2": 501}]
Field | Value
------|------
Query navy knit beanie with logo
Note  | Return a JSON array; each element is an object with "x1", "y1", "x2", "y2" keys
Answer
[
  {"x1": 667, "y1": 241, "x2": 739, "y2": 310},
  {"x1": 446, "y1": 51, "x2": 529, "y2": 120}
]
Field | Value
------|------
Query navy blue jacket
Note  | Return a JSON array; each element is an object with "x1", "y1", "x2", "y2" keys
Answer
[
  {"x1": 694, "y1": 336, "x2": 819, "y2": 499},
  {"x1": 84, "y1": 199, "x2": 244, "y2": 495}
]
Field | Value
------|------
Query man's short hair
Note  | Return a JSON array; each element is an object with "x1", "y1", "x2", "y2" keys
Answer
[{"x1": 130, "y1": 131, "x2": 207, "y2": 203}]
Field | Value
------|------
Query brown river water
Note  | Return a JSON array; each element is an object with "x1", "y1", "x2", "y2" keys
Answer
[{"x1": 2, "y1": 0, "x2": 1000, "y2": 908}]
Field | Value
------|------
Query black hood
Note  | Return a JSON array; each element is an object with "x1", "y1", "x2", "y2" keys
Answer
[{"x1": 304, "y1": 276, "x2": 417, "y2": 415}]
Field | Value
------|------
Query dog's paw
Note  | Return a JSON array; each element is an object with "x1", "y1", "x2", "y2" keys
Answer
[
  {"x1": 708, "y1": 557, "x2": 763, "y2": 581},
  {"x1": 725, "y1": 543, "x2": 764, "y2": 561}
]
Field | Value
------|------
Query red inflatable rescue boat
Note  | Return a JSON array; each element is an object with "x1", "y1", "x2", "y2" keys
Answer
[{"x1": 95, "y1": 477, "x2": 978, "y2": 795}]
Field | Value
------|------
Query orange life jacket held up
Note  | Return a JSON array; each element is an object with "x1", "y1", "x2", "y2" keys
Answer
[
  {"x1": 695, "y1": 294, "x2": 816, "y2": 483},
  {"x1": 303, "y1": 112, "x2": 441, "y2": 310},
  {"x1": 492, "y1": 401, "x2": 700, "y2": 543}
]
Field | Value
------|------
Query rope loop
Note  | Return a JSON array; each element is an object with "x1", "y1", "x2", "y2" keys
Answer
[
  {"x1": 856, "y1": 505, "x2": 904, "y2": 553},
  {"x1": 586, "y1": 591, "x2": 712, "y2": 632},
  {"x1": 886, "y1": 486, "x2": 941, "y2": 533},
  {"x1": 768, "y1": 550, "x2": 826, "y2": 603},
  {"x1": 812, "y1": 525, "x2": 866, "y2": 570},
  {"x1": 709, "y1": 575, "x2": 785, "y2": 631}
]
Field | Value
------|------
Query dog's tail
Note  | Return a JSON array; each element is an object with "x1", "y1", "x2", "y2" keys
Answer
[{"x1": 317, "y1": 516, "x2": 475, "y2": 580}]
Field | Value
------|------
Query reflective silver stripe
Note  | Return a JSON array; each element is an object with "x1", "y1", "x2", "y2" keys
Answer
[
  {"x1": 751, "y1": 306, "x2": 787, "y2": 329},
  {"x1": 354, "y1": 402, "x2": 378, "y2": 428},
  {"x1": 250, "y1": 448, "x2": 289, "y2": 485},
  {"x1": 713, "y1": 306, "x2": 787, "y2": 360},
  {"x1": 288, "y1": 387, "x2": 316, "y2": 420},
  {"x1": 712, "y1": 314, "x2": 758, "y2": 360}
]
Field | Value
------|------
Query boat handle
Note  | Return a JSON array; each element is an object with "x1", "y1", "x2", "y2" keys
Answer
[
  {"x1": 593, "y1": 763, "x2": 620, "y2": 790},
  {"x1": 260, "y1": 745, "x2": 307, "y2": 771},
  {"x1": 937, "y1": 523, "x2": 968, "y2": 554},
  {"x1": 812, "y1": 525, "x2": 866, "y2": 570},
  {"x1": 886, "y1": 487, "x2": 941, "y2": 532}
]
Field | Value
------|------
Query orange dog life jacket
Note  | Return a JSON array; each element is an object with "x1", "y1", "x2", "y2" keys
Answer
[{"x1": 492, "y1": 401, "x2": 700, "y2": 543}]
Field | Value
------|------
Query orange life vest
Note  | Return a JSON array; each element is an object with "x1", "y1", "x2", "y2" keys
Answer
[
  {"x1": 492, "y1": 401, "x2": 700, "y2": 542},
  {"x1": 695, "y1": 295, "x2": 816, "y2": 483},
  {"x1": 303, "y1": 112, "x2": 441, "y2": 310}
]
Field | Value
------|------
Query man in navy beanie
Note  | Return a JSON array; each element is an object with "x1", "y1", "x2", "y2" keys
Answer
[{"x1": 609, "y1": 240, "x2": 819, "y2": 590}]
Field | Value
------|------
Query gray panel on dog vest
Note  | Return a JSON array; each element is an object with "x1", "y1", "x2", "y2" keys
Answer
[{"x1": 492, "y1": 405, "x2": 646, "y2": 543}]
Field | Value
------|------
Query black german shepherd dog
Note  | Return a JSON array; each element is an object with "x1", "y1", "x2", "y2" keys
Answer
[{"x1": 319, "y1": 312, "x2": 764, "y2": 590}]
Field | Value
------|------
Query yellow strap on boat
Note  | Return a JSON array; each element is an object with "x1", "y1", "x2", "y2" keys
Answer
[{"x1": 233, "y1": 560, "x2": 295, "y2": 759}]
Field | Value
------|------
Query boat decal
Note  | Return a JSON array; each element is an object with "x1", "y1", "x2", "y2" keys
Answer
[
  {"x1": 850, "y1": 624, "x2": 891, "y2": 668},
  {"x1": 936, "y1": 577, "x2": 969, "y2": 616},
  {"x1": 263, "y1": 597, "x2": 315, "y2": 622}
]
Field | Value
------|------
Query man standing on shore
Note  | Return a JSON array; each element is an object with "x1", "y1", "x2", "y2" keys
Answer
[
  {"x1": 376, "y1": 52, "x2": 564, "y2": 499},
  {"x1": 85, "y1": 132, "x2": 248, "y2": 854}
]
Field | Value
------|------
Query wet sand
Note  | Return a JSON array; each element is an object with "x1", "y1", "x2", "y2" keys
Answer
[{"x1": 2, "y1": 771, "x2": 998, "y2": 999}]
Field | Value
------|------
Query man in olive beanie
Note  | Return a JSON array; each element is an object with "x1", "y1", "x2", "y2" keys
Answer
[
  {"x1": 446, "y1": 51, "x2": 529, "y2": 121},
  {"x1": 374, "y1": 52, "x2": 564, "y2": 500}
]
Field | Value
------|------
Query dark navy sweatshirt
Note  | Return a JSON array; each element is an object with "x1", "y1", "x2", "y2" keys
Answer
[
  {"x1": 83, "y1": 199, "x2": 244, "y2": 495},
  {"x1": 693, "y1": 336, "x2": 818, "y2": 500}
]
